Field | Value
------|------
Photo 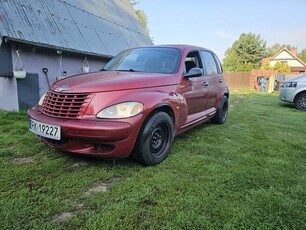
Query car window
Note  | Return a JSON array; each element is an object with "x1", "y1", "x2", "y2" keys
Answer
[
  {"x1": 200, "y1": 51, "x2": 218, "y2": 76},
  {"x1": 103, "y1": 47, "x2": 181, "y2": 74},
  {"x1": 212, "y1": 53, "x2": 223, "y2": 73},
  {"x1": 185, "y1": 51, "x2": 202, "y2": 73}
]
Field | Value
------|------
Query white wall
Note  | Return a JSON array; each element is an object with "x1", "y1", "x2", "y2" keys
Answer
[
  {"x1": 0, "y1": 44, "x2": 110, "y2": 111},
  {"x1": 0, "y1": 77, "x2": 18, "y2": 111},
  {"x1": 270, "y1": 50, "x2": 304, "y2": 67},
  {"x1": 11, "y1": 45, "x2": 109, "y2": 98}
]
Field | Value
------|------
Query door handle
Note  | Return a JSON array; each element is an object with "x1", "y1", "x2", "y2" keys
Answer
[
  {"x1": 203, "y1": 82, "x2": 209, "y2": 86},
  {"x1": 218, "y1": 79, "x2": 223, "y2": 83}
]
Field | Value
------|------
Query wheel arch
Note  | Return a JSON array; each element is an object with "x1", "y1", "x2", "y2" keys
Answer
[
  {"x1": 294, "y1": 90, "x2": 306, "y2": 102},
  {"x1": 141, "y1": 103, "x2": 176, "y2": 136},
  {"x1": 147, "y1": 104, "x2": 175, "y2": 125}
]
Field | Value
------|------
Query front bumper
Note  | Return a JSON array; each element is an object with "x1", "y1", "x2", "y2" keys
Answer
[
  {"x1": 27, "y1": 107, "x2": 143, "y2": 158},
  {"x1": 279, "y1": 88, "x2": 296, "y2": 103}
]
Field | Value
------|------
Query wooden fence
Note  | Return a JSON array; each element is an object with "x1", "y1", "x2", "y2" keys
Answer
[
  {"x1": 223, "y1": 71, "x2": 302, "y2": 90},
  {"x1": 224, "y1": 72, "x2": 251, "y2": 89}
]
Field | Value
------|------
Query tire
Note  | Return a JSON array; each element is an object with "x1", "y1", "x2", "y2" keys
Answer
[
  {"x1": 211, "y1": 95, "x2": 228, "y2": 124},
  {"x1": 132, "y1": 112, "x2": 174, "y2": 166},
  {"x1": 294, "y1": 93, "x2": 306, "y2": 110}
]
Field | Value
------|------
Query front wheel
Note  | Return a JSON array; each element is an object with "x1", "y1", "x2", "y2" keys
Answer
[
  {"x1": 294, "y1": 93, "x2": 306, "y2": 110},
  {"x1": 132, "y1": 112, "x2": 174, "y2": 166},
  {"x1": 211, "y1": 95, "x2": 228, "y2": 124}
]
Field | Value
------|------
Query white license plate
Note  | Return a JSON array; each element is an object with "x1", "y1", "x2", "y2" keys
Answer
[{"x1": 29, "y1": 118, "x2": 61, "y2": 140}]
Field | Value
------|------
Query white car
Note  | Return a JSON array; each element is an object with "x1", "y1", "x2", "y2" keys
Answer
[{"x1": 280, "y1": 75, "x2": 306, "y2": 110}]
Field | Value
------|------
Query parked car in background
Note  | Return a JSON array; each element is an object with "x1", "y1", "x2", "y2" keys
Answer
[
  {"x1": 28, "y1": 45, "x2": 229, "y2": 165},
  {"x1": 280, "y1": 74, "x2": 306, "y2": 110}
]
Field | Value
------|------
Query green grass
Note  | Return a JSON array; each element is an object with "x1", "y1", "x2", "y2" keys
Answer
[{"x1": 0, "y1": 91, "x2": 305, "y2": 229}]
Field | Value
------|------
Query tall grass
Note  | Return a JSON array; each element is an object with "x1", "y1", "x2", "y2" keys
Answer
[{"x1": 0, "y1": 91, "x2": 305, "y2": 229}]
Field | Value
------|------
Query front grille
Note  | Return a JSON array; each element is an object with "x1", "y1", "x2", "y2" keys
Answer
[{"x1": 40, "y1": 91, "x2": 92, "y2": 118}]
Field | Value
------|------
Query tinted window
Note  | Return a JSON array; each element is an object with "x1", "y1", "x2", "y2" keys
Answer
[
  {"x1": 200, "y1": 51, "x2": 218, "y2": 76},
  {"x1": 103, "y1": 47, "x2": 181, "y2": 74}
]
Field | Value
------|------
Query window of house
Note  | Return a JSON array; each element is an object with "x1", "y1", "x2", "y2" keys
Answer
[{"x1": 281, "y1": 61, "x2": 288, "y2": 66}]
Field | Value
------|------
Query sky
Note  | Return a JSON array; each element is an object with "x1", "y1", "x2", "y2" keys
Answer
[{"x1": 135, "y1": 0, "x2": 306, "y2": 61}]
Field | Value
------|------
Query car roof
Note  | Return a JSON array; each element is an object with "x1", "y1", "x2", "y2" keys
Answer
[{"x1": 136, "y1": 44, "x2": 213, "y2": 53}]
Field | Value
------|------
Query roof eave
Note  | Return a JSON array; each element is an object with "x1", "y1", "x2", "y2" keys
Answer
[{"x1": 3, "y1": 36, "x2": 113, "y2": 59}]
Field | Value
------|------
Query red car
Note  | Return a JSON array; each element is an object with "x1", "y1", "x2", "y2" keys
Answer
[{"x1": 28, "y1": 45, "x2": 229, "y2": 165}]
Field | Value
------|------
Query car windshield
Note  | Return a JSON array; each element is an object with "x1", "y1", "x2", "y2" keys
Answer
[{"x1": 102, "y1": 47, "x2": 181, "y2": 74}]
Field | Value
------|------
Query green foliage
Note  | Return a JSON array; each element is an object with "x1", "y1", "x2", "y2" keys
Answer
[
  {"x1": 298, "y1": 49, "x2": 306, "y2": 63},
  {"x1": 223, "y1": 33, "x2": 267, "y2": 72},
  {"x1": 262, "y1": 61, "x2": 291, "y2": 73},
  {"x1": 130, "y1": 0, "x2": 150, "y2": 35},
  {"x1": 135, "y1": 9, "x2": 150, "y2": 35},
  {"x1": 1, "y1": 92, "x2": 306, "y2": 229},
  {"x1": 262, "y1": 62, "x2": 274, "y2": 70},
  {"x1": 266, "y1": 43, "x2": 296, "y2": 57}
]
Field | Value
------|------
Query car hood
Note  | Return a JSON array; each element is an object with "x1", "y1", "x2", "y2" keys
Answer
[
  {"x1": 50, "y1": 71, "x2": 178, "y2": 93},
  {"x1": 285, "y1": 74, "x2": 306, "y2": 82}
]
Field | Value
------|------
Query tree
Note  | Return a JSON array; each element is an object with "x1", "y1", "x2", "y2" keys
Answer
[
  {"x1": 263, "y1": 61, "x2": 291, "y2": 73},
  {"x1": 130, "y1": 1, "x2": 150, "y2": 35},
  {"x1": 223, "y1": 33, "x2": 267, "y2": 71},
  {"x1": 266, "y1": 43, "x2": 296, "y2": 57},
  {"x1": 298, "y1": 49, "x2": 306, "y2": 63},
  {"x1": 135, "y1": 10, "x2": 149, "y2": 35}
]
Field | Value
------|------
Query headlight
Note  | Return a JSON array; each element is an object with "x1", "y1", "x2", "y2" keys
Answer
[
  {"x1": 38, "y1": 93, "x2": 46, "y2": 106},
  {"x1": 282, "y1": 82, "x2": 297, "y2": 88},
  {"x1": 96, "y1": 102, "x2": 144, "y2": 119}
]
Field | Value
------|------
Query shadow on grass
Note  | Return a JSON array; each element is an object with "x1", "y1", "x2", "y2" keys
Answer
[
  {"x1": 278, "y1": 102, "x2": 298, "y2": 110},
  {"x1": 57, "y1": 149, "x2": 140, "y2": 168},
  {"x1": 51, "y1": 121, "x2": 215, "y2": 169}
]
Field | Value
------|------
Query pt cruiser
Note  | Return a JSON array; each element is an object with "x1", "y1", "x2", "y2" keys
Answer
[{"x1": 28, "y1": 45, "x2": 229, "y2": 165}]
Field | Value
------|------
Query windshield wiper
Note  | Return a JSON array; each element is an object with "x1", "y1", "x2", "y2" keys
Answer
[{"x1": 117, "y1": 69, "x2": 137, "y2": 72}]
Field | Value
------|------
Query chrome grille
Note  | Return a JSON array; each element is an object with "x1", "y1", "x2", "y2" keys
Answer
[{"x1": 40, "y1": 91, "x2": 91, "y2": 118}]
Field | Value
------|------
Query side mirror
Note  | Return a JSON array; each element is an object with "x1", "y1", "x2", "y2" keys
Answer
[{"x1": 184, "y1": 67, "x2": 203, "y2": 78}]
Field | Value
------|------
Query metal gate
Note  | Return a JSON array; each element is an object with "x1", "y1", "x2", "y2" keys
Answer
[{"x1": 17, "y1": 73, "x2": 39, "y2": 111}]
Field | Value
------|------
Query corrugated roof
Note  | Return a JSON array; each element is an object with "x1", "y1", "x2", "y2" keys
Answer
[{"x1": 0, "y1": 0, "x2": 153, "y2": 57}]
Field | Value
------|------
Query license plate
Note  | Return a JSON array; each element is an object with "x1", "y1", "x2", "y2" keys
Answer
[{"x1": 29, "y1": 118, "x2": 61, "y2": 140}]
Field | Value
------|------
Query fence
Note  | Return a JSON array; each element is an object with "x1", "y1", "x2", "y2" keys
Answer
[
  {"x1": 224, "y1": 72, "x2": 251, "y2": 89},
  {"x1": 224, "y1": 71, "x2": 304, "y2": 90}
]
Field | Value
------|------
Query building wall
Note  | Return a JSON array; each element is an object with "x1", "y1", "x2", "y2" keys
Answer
[
  {"x1": 11, "y1": 43, "x2": 110, "y2": 98},
  {"x1": 270, "y1": 51, "x2": 304, "y2": 67},
  {"x1": 274, "y1": 51, "x2": 292, "y2": 59},
  {"x1": 0, "y1": 42, "x2": 110, "y2": 111},
  {"x1": 0, "y1": 41, "x2": 19, "y2": 111},
  {"x1": 0, "y1": 77, "x2": 19, "y2": 111},
  {"x1": 270, "y1": 59, "x2": 304, "y2": 67}
]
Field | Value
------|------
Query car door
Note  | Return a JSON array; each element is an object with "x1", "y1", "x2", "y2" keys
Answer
[
  {"x1": 200, "y1": 50, "x2": 223, "y2": 111},
  {"x1": 178, "y1": 51, "x2": 208, "y2": 126}
]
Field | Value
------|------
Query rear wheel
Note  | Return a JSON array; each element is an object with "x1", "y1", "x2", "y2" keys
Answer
[
  {"x1": 211, "y1": 95, "x2": 228, "y2": 124},
  {"x1": 294, "y1": 93, "x2": 306, "y2": 110},
  {"x1": 132, "y1": 112, "x2": 174, "y2": 166}
]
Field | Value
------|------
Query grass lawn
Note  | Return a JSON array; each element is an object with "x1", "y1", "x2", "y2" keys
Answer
[{"x1": 0, "y1": 90, "x2": 305, "y2": 229}]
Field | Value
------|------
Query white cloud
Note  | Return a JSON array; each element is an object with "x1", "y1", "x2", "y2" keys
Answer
[{"x1": 216, "y1": 30, "x2": 236, "y2": 40}]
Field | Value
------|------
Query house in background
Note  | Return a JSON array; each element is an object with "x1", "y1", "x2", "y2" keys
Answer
[
  {"x1": 0, "y1": 0, "x2": 153, "y2": 111},
  {"x1": 261, "y1": 48, "x2": 306, "y2": 74}
]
